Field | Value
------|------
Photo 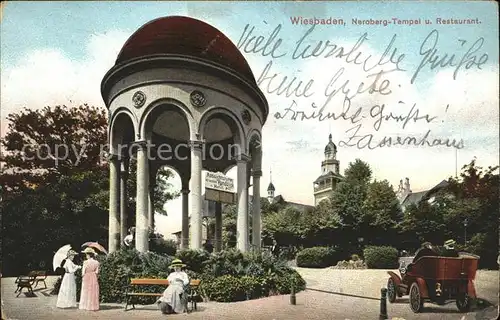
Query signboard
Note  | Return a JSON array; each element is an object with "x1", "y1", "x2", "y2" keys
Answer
[
  {"x1": 205, "y1": 172, "x2": 234, "y2": 193},
  {"x1": 205, "y1": 188, "x2": 235, "y2": 204}
]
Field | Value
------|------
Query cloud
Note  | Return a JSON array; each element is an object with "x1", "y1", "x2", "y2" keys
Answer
[
  {"x1": 1, "y1": 25, "x2": 498, "y2": 237},
  {"x1": 0, "y1": 30, "x2": 130, "y2": 135}
]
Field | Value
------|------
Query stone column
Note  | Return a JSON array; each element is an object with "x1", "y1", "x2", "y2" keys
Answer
[
  {"x1": 252, "y1": 170, "x2": 262, "y2": 251},
  {"x1": 214, "y1": 202, "x2": 222, "y2": 252},
  {"x1": 135, "y1": 141, "x2": 149, "y2": 252},
  {"x1": 120, "y1": 159, "x2": 129, "y2": 247},
  {"x1": 108, "y1": 154, "x2": 121, "y2": 254},
  {"x1": 189, "y1": 140, "x2": 203, "y2": 250},
  {"x1": 181, "y1": 183, "x2": 190, "y2": 249},
  {"x1": 236, "y1": 154, "x2": 250, "y2": 252},
  {"x1": 148, "y1": 183, "x2": 155, "y2": 231}
]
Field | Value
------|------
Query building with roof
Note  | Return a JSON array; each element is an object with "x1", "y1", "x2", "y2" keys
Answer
[
  {"x1": 396, "y1": 178, "x2": 452, "y2": 212},
  {"x1": 313, "y1": 134, "x2": 343, "y2": 205}
]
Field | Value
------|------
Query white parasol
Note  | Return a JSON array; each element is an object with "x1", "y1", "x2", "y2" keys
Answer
[{"x1": 53, "y1": 244, "x2": 72, "y2": 271}]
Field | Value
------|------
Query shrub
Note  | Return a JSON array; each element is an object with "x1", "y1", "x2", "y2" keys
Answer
[
  {"x1": 202, "y1": 275, "x2": 246, "y2": 302},
  {"x1": 199, "y1": 249, "x2": 306, "y2": 302},
  {"x1": 202, "y1": 248, "x2": 246, "y2": 277},
  {"x1": 278, "y1": 246, "x2": 299, "y2": 261},
  {"x1": 150, "y1": 238, "x2": 177, "y2": 256},
  {"x1": 272, "y1": 268, "x2": 306, "y2": 294},
  {"x1": 175, "y1": 249, "x2": 210, "y2": 273},
  {"x1": 332, "y1": 259, "x2": 367, "y2": 269},
  {"x1": 363, "y1": 246, "x2": 399, "y2": 269},
  {"x1": 296, "y1": 246, "x2": 340, "y2": 268}
]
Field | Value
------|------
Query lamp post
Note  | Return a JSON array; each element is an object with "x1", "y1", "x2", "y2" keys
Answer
[
  {"x1": 358, "y1": 237, "x2": 364, "y2": 253},
  {"x1": 463, "y1": 218, "x2": 468, "y2": 245}
]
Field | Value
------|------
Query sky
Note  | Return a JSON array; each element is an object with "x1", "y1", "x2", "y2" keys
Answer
[{"x1": 1, "y1": 1, "x2": 498, "y2": 239}]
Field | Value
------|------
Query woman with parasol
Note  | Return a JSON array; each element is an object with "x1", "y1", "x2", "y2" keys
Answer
[
  {"x1": 79, "y1": 247, "x2": 100, "y2": 311},
  {"x1": 156, "y1": 259, "x2": 190, "y2": 314},
  {"x1": 56, "y1": 250, "x2": 81, "y2": 308}
]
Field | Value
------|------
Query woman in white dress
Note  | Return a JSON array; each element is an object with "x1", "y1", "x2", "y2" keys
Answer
[
  {"x1": 56, "y1": 250, "x2": 81, "y2": 308},
  {"x1": 157, "y1": 259, "x2": 190, "y2": 314}
]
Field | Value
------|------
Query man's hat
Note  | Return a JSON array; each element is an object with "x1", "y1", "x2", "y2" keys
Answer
[
  {"x1": 444, "y1": 239, "x2": 456, "y2": 248},
  {"x1": 169, "y1": 259, "x2": 186, "y2": 269}
]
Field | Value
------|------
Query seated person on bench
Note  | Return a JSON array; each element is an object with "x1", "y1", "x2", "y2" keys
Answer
[{"x1": 156, "y1": 259, "x2": 189, "y2": 314}]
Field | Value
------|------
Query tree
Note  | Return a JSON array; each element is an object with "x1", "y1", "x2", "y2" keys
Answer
[
  {"x1": 330, "y1": 181, "x2": 366, "y2": 230},
  {"x1": 262, "y1": 206, "x2": 306, "y2": 246},
  {"x1": 330, "y1": 160, "x2": 405, "y2": 247},
  {"x1": 1, "y1": 105, "x2": 107, "y2": 179},
  {"x1": 344, "y1": 158, "x2": 372, "y2": 185},
  {"x1": 362, "y1": 179, "x2": 402, "y2": 243},
  {"x1": 1, "y1": 169, "x2": 109, "y2": 276},
  {"x1": 400, "y1": 202, "x2": 447, "y2": 246},
  {"x1": 304, "y1": 200, "x2": 342, "y2": 247},
  {"x1": 445, "y1": 159, "x2": 498, "y2": 268}
]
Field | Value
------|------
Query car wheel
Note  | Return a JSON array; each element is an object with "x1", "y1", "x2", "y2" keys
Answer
[
  {"x1": 409, "y1": 282, "x2": 424, "y2": 313},
  {"x1": 387, "y1": 278, "x2": 397, "y2": 303}
]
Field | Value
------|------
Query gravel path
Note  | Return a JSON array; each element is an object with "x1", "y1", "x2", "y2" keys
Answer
[{"x1": 2, "y1": 269, "x2": 498, "y2": 320}]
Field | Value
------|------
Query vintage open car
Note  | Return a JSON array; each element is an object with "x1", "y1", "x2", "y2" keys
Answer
[{"x1": 387, "y1": 253, "x2": 479, "y2": 313}]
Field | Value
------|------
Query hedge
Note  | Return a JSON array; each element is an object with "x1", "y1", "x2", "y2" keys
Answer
[
  {"x1": 363, "y1": 246, "x2": 399, "y2": 269},
  {"x1": 296, "y1": 246, "x2": 341, "y2": 268}
]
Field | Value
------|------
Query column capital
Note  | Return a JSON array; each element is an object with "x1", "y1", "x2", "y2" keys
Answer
[
  {"x1": 181, "y1": 188, "x2": 190, "y2": 194},
  {"x1": 234, "y1": 153, "x2": 251, "y2": 163},
  {"x1": 189, "y1": 140, "x2": 204, "y2": 150},
  {"x1": 252, "y1": 170, "x2": 263, "y2": 177}
]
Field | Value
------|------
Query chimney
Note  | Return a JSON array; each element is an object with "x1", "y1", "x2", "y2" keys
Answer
[{"x1": 404, "y1": 177, "x2": 411, "y2": 194}]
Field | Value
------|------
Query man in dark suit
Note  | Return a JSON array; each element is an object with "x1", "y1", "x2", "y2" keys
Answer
[
  {"x1": 405, "y1": 242, "x2": 438, "y2": 273},
  {"x1": 413, "y1": 242, "x2": 439, "y2": 262}
]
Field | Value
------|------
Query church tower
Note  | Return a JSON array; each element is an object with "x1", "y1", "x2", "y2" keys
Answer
[
  {"x1": 313, "y1": 134, "x2": 343, "y2": 206},
  {"x1": 267, "y1": 169, "x2": 275, "y2": 203}
]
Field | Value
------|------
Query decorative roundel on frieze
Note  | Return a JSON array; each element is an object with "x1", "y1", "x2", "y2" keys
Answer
[
  {"x1": 132, "y1": 91, "x2": 146, "y2": 108},
  {"x1": 241, "y1": 109, "x2": 251, "y2": 125},
  {"x1": 190, "y1": 90, "x2": 207, "y2": 108}
]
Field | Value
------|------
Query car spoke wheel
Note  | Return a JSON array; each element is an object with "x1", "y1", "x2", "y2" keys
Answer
[
  {"x1": 456, "y1": 293, "x2": 471, "y2": 312},
  {"x1": 387, "y1": 278, "x2": 397, "y2": 303},
  {"x1": 409, "y1": 282, "x2": 424, "y2": 313}
]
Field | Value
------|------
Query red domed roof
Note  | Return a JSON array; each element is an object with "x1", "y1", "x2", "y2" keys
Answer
[{"x1": 116, "y1": 16, "x2": 256, "y2": 84}]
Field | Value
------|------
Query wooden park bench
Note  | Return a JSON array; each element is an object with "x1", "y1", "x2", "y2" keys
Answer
[
  {"x1": 124, "y1": 278, "x2": 201, "y2": 312},
  {"x1": 14, "y1": 270, "x2": 47, "y2": 297}
]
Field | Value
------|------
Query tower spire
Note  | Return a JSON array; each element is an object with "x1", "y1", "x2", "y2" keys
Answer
[{"x1": 270, "y1": 168, "x2": 272, "y2": 183}]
